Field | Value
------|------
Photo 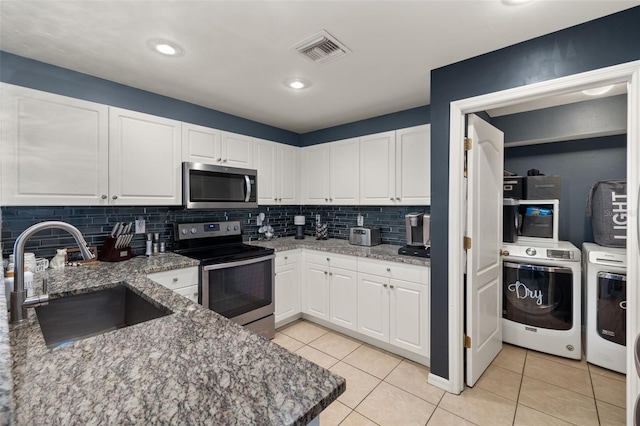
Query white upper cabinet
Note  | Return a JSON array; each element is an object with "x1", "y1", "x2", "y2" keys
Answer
[
  {"x1": 360, "y1": 124, "x2": 431, "y2": 205},
  {"x1": 1, "y1": 83, "x2": 109, "y2": 206},
  {"x1": 359, "y1": 131, "x2": 396, "y2": 205},
  {"x1": 221, "y1": 131, "x2": 253, "y2": 169},
  {"x1": 302, "y1": 143, "x2": 330, "y2": 204},
  {"x1": 183, "y1": 125, "x2": 253, "y2": 169},
  {"x1": 182, "y1": 123, "x2": 221, "y2": 165},
  {"x1": 396, "y1": 124, "x2": 431, "y2": 205},
  {"x1": 109, "y1": 107, "x2": 182, "y2": 205},
  {"x1": 302, "y1": 137, "x2": 359, "y2": 205},
  {"x1": 254, "y1": 138, "x2": 299, "y2": 205}
]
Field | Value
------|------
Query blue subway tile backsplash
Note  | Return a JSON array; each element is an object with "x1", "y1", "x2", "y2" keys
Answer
[{"x1": 1, "y1": 204, "x2": 429, "y2": 259}]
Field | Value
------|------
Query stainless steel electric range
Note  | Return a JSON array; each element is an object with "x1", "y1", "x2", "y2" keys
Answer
[{"x1": 173, "y1": 221, "x2": 275, "y2": 339}]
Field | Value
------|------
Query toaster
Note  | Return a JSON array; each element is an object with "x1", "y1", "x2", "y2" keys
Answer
[{"x1": 349, "y1": 227, "x2": 381, "y2": 246}]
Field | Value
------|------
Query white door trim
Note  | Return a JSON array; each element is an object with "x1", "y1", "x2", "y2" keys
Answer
[{"x1": 439, "y1": 61, "x2": 640, "y2": 410}]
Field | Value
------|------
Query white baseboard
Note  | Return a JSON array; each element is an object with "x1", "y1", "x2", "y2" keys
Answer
[{"x1": 428, "y1": 372, "x2": 459, "y2": 394}]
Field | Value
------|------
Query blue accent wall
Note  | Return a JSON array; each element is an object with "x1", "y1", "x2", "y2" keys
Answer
[
  {"x1": 300, "y1": 106, "x2": 430, "y2": 146},
  {"x1": 504, "y1": 134, "x2": 627, "y2": 249},
  {"x1": 429, "y1": 7, "x2": 640, "y2": 380},
  {"x1": 0, "y1": 51, "x2": 301, "y2": 146}
]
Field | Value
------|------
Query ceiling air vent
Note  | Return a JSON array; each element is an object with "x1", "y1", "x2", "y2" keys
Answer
[{"x1": 293, "y1": 30, "x2": 351, "y2": 64}]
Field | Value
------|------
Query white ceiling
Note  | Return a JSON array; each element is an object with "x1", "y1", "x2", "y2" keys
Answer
[{"x1": 1, "y1": 1, "x2": 638, "y2": 134}]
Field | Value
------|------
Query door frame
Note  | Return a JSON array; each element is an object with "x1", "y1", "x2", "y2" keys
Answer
[{"x1": 441, "y1": 61, "x2": 640, "y2": 417}]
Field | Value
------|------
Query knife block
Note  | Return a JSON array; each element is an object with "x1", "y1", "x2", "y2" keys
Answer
[{"x1": 99, "y1": 237, "x2": 132, "y2": 262}]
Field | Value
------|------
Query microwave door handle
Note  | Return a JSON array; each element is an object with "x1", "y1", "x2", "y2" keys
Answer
[{"x1": 245, "y1": 175, "x2": 252, "y2": 202}]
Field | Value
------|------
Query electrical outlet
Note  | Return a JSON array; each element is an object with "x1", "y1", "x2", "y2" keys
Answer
[{"x1": 135, "y1": 219, "x2": 146, "y2": 234}]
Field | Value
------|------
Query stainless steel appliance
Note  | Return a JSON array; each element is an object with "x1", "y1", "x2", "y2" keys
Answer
[
  {"x1": 349, "y1": 226, "x2": 381, "y2": 246},
  {"x1": 173, "y1": 220, "x2": 275, "y2": 339},
  {"x1": 398, "y1": 212, "x2": 430, "y2": 258},
  {"x1": 182, "y1": 162, "x2": 258, "y2": 209}
]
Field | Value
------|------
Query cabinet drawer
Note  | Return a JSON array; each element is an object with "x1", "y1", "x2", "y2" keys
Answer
[
  {"x1": 147, "y1": 266, "x2": 199, "y2": 290},
  {"x1": 357, "y1": 258, "x2": 428, "y2": 284},
  {"x1": 173, "y1": 284, "x2": 199, "y2": 304},
  {"x1": 305, "y1": 250, "x2": 356, "y2": 271},
  {"x1": 275, "y1": 250, "x2": 300, "y2": 267}
]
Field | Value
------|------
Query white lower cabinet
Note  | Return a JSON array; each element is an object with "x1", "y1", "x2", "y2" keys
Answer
[
  {"x1": 302, "y1": 251, "x2": 357, "y2": 330},
  {"x1": 275, "y1": 250, "x2": 301, "y2": 325},
  {"x1": 146, "y1": 266, "x2": 199, "y2": 304},
  {"x1": 273, "y1": 247, "x2": 429, "y2": 361},
  {"x1": 357, "y1": 258, "x2": 429, "y2": 356}
]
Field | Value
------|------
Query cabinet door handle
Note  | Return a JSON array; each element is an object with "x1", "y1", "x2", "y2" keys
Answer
[
  {"x1": 284, "y1": 256, "x2": 288, "y2": 260},
  {"x1": 396, "y1": 197, "x2": 401, "y2": 201},
  {"x1": 173, "y1": 277, "x2": 178, "y2": 282},
  {"x1": 112, "y1": 195, "x2": 118, "y2": 200},
  {"x1": 386, "y1": 267, "x2": 391, "y2": 272},
  {"x1": 216, "y1": 158, "x2": 222, "y2": 162},
  {"x1": 101, "y1": 194, "x2": 107, "y2": 200},
  {"x1": 325, "y1": 198, "x2": 328, "y2": 202},
  {"x1": 390, "y1": 198, "x2": 394, "y2": 201},
  {"x1": 383, "y1": 283, "x2": 388, "y2": 288},
  {"x1": 329, "y1": 272, "x2": 333, "y2": 276},
  {"x1": 390, "y1": 284, "x2": 395, "y2": 289},
  {"x1": 223, "y1": 159, "x2": 227, "y2": 163},
  {"x1": 329, "y1": 198, "x2": 333, "y2": 202},
  {"x1": 326, "y1": 257, "x2": 330, "y2": 262}
]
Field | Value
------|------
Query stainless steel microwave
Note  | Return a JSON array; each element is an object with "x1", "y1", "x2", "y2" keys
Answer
[{"x1": 183, "y1": 162, "x2": 258, "y2": 209}]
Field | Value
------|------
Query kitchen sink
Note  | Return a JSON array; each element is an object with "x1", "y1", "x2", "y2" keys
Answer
[{"x1": 35, "y1": 283, "x2": 172, "y2": 349}]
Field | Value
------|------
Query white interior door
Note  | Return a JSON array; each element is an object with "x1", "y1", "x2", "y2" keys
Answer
[{"x1": 465, "y1": 114, "x2": 504, "y2": 386}]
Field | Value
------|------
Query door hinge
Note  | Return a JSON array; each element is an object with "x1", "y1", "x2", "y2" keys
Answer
[
  {"x1": 463, "y1": 236, "x2": 472, "y2": 250},
  {"x1": 464, "y1": 335, "x2": 471, "y2": 348},
  {"x1": 464, "y1": 137, "x2": 472, "y2": 151}
]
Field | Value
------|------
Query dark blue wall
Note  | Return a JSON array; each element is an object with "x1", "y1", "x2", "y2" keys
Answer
[
  {"x1": 429, "y1": 7, "x2": 640, "y2": 380},
  {"x1": 504, "y1": 134, "x2": 627, "y2": 248},
  {"x1": 0, "y1": 51, "x2": 301, "y2": 145},
  {"x1": 300, "y1": 106, "x2": 430, "y2": 146},
  {"x1": 0, "y1": 51, "x2": 430, "y2": 146},
  {"x1": 492, "y1": 95, "x2": 626, "y2": 145}
]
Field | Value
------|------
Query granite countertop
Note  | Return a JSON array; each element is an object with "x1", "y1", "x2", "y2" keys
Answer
[
  {"x1": 247, "y1": 236, "x2": 431, "y2": 267},
  {"x1": 1, "y1": 253, "x2": 345, "y2": 425}
]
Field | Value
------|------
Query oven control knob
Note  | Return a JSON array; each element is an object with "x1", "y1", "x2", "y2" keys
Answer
[
  {"x1": 233, "y1": 225, "x2": 239, "y2": 231},
  {"x1": 525, "y1": 247, "x2": 537, "y2": 256},
  {"x1": 191, "y1": 227, "x2": 197, "y2": 234},
  {"x1": 227, "y1": 225, "x2": 232, "y2": 231},
  {"x1": 181, "y1": 228, "x2": 188, "y2": 235}
]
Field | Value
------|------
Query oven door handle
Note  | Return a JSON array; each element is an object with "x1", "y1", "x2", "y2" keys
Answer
[
  {"x1": 203, "y1": 254, "x2": 275, "y2": 271},
  {"x1": 245, "y1": 175, "x2": 252, "y2": 202}
]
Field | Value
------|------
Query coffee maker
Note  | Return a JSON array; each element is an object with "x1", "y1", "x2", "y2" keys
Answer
[{"x1": 398, "y1": 212, "x2": 431, "y2": 258}]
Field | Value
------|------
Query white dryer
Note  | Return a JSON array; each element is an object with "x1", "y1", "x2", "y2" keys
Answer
[
  {"x1": 502, "y1": 241, "x2": 582, "y2": 359},
  {"x1": 583, "y1": 242, "x2": 627, "y2": 374}
]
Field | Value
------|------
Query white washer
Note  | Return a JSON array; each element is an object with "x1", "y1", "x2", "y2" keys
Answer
[
  {"x1": 502, "y1": 240, "x2": 582, "y2": 359},
  {"x1": 583, "y1": 242, "x2": 627, "y2": 374}
]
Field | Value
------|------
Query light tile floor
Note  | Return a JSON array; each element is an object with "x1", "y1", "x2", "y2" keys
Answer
[{"x1": 274, "y1": 320, "x2": 627, "y2": 426}]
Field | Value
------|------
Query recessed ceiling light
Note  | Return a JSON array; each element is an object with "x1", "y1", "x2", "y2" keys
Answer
[
  {"x1": 582, "y1": 85, "x2": 614, "y2": 96},
  {"x1": 502, "y1": 0, "x2": 533, "y2": 5},
  {"x1": 147, "y1": 39, "x2": 183, "y2": 56},
  {"x1": 284, "y1": 78, "x2": 311, "y2": 90}
]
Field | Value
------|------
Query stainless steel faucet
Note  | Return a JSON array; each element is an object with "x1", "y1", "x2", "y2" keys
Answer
[{"x1": 10, "y1": 221, "x2": 95, "y2": 323}]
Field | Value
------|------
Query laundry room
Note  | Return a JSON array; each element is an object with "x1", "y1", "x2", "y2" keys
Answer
[{"x1": 488, "y1": 86, "x2": 628, "y2": 373}]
